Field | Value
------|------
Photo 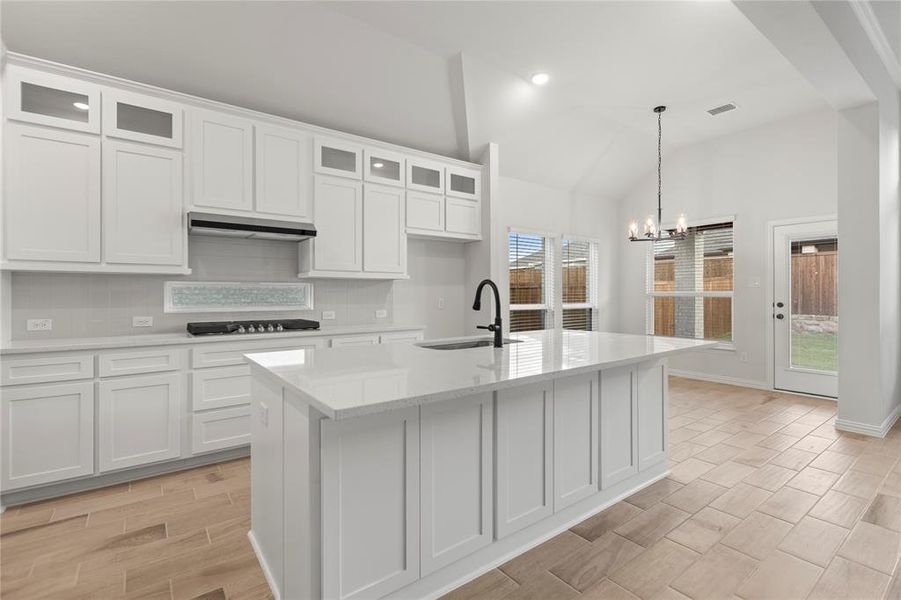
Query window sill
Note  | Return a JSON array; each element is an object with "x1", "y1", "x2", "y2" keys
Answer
[{"x1": 710, "y1": 342, "x2": 736, "y2": 352}]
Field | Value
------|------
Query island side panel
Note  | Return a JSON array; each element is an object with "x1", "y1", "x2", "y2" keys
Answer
[
  {"x1": 250, "y1": 374, "x2": 286, "y2": 596},
  {"x1": 553, "y1": 372, "x2": 600, "y2": 511},
  {"x1": 637, "y1": 359, "x2": 669, "y2": 471},
  {"x1": 599, "y1": 364, "x2": 639, "y2": 489}
]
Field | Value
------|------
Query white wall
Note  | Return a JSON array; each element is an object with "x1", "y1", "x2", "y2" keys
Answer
[
  {"x1": 617, "y1": 108, "x2": 838, "y2": 387},
  {"x1": 9, "y1": 236, "x2": 467, "y2": 340},
  {"x1": 494, "y1": 176, "x2": 620, "y2": 333}
]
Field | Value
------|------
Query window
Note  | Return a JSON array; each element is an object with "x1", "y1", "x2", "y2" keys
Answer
[
  {"x1": 508, "y1": 231, "x2": 599, "y2": 333},
  {"x1": 648, "y1": 221, "x2": 734, "y2": 342},
  {"x1": 508, "y1": 231, "x2": 553, "y2": 332},
  {"x1": 561, "y1": 238, "x2": 596, "y2": 331}
]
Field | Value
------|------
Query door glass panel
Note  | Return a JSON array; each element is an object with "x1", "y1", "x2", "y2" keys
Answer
[
  {"x1": 21, "y1": 82, "x2": 90, "y2": 123},
  {"x1": 411, "y1": 165, "x2": 440, "y2": 189},
  {"x1": 116, "y1": 102, "x2": 173, "y2": 138},
  {"x1": 450, "y1": 173, "x2": 476, "y2": 195},
  {"x1": 321, "y1": 146, "x2": 357, "y2": 173},
  {"x1": 789, "y1": 237, "x2": 838, "y2": 372},
  {"x1": 369, "y1": 156, "x2": 401, "y2": 181}
]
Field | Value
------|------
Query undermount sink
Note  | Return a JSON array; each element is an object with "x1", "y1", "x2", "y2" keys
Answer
[{"x1": 418, "y1": 338, "x2": 522, "y2": 350}]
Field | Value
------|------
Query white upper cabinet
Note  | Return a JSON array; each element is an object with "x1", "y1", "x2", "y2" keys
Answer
[
  {"x1": 6, "y1": 66, "x2": 101, "y2": 134},
  {"x1": 102, "y1": 90, "x2": 183, "y2": 148},
  {"x1": 307, "y1": 175, "x2": 363, "y2": 273},
  {"x1": 190, "y1": 110, "x2": 254, "y2": 212},
  {"x1": 363, "y1": 148, "x2": 404, "y2": 187},
  {"x1": 102, "y1": 140, "x2": 185, "y2": 266},
  {"x1": 255, "y1": 124, "x2": 313, "y2": 220},
  {"x1": 5, "y1": 123, "x2": 101, "y2": 263},
  {"x1": 445, "y1": 197, "x2": 481, "y2": 238},
  {"x1": 363, "y1": 184, "x2": 406, "y2": 274},
  {"x1": 406, "y1": 191, "x2": 445, "y2": 233},
  {"x1": 314, "y1": 136, "x2": 362, "y2": 179},
  {"x1": 406, "y1": 158, "x2": 444, "y2": 194},
  {"x1": 446, "y1": 166, "x2": 481, "y2": 200}
]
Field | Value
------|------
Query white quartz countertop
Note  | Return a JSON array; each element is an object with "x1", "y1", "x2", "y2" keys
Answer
[
  {"x1": 246, "y1": 330, "x2": 717, "y2": 420},
  {"x1": 0, "y1": 324, "x2": 424, "y2": 355}
]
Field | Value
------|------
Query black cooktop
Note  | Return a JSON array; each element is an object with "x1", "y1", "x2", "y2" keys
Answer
[{"x1": 187, "y1": 318, "x2": 320, "y2": 336}]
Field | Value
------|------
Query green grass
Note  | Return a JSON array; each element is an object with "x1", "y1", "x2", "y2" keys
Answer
[{"x1": 791, "y1": 332, "x2": 838, "y2": 372}]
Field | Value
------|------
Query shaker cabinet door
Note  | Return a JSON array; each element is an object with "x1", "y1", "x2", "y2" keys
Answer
[
  {"x1": 1, "y1": 382, "x2": 94, "y2": 490},
  {"x1": 5, "y1": 123, "x2": 101, "y2": 264},
  {"x1": 255, "y1": 124, "x2": 313, "y2": 219},
  {"x1": 637, "y1": 359, "x2": 668, "y2": 471},
  {"x1": 554, "y1": 372, "x2": 599, "y2": 511},
  {"x1": 363, "y1": 183, "x2": 406, "y2": 274},
  {"x1": 103, "y1": 140, "x2": 184, "y2": 266},
  {"x1": 190, "y1": 110, "x2": 253, "y2": 212},
  {"x1": 311, "y1": 175, "x2": 363, "y2": 272},
  {"x1": 99, "y1": 373, "x2": 182, "y2": 472}
]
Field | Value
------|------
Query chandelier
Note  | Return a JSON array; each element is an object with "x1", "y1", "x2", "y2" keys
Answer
[{"x1": 628, "y1": 106, "x2": 687, "y2": 242}]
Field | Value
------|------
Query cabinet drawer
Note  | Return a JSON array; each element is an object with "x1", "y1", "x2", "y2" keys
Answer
[
  {"x1": 99, "y1": 347, "x2": 183, "y2": 377},
  {"x1": 1, "y1": 353, "x2": 94, "y2": 386},
  {"x1": 191, "y1": 337, "x2": 325, "y2": 368},
  {"x1": 191, "y1": 365, "x2": 251, "y2": 412},
  {"x1": 330, "y1": 334, "x2": 379, "y2": 348},
  {"x1": 379, "y1": 332, "x2": 423, "y2": 344},
  {"x1": 192, "y1": 406, "x2": 251, "y2": 454}
]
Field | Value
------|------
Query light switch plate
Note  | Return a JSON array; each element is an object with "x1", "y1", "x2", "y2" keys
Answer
[
  {"x1": 132, "y1": 316, "x2": 154, "y2": 328},
  {"x1": 260, "y1": 402, "x2": 269, "y2": 427},
  {"x1": 375, "y1": 309, "x2": 387, "y2": 319},
  {"x1": 438, "y1": 297, "x2": 446, "y2": 310},
  {"x1": 26, "y1": 318, "x2": 52, "y2": 331},
  {"x1": 322, "y1": 310, "x2": 336, "y2": 320}
]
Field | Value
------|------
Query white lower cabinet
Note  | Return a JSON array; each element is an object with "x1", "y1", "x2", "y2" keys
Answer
[
  {"x1": 191, "y1": 364, "x2": 251, "y2": 411},
  {"x1": 98, "y1": 372, "x2": 181, "y2": 472},
  {"x1": 321, "y1": 407, "x2": 420, "y2": 600},
  {"x1": 192, "y1": 405, "x2": 251, "y2": 454},
  {"x1": 495, "y1": 381, "x2": 553, "y2": 539},
  {"x1": 379, "y1": 331, "x2": 424, "y2": 344},
  {"x1": 1, "y1": 382, "x2": 94, "y2": 490},
  {"x1": 600, "y1": 365, "x2": 639, "y2": 489},
  {"x1": 420, "y1": 393, "x2": 492, "y2": 575},
  {"x1": 553, "y1": 372, "x2": 599, "y2": 511},
  {"x1": 638, "y1": 360, "x2": 668, "y2": 471},
  {"x1": 330, "y1": 335, "x2": 379, "y2": 348}
]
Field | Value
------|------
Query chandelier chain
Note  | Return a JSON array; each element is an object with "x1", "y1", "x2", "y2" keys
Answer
[{"x1": 657, "y1": 109, "x2": 662, "y2": 225}]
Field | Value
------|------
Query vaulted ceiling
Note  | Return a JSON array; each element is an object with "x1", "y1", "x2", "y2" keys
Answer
[{"x1": 1, "y1": 1, "x2": 828, "y2": 199}]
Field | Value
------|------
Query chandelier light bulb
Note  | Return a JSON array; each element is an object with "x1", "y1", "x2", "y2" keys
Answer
[
  {"x1": 676, "y1": 214, "x2": 687, "y2": 234},
  {"x1": 644, "y1": 215, "x2": 657, "y2": 237},
  {"x1": 628, "y1": 220, "x2": 639, "y2": 239}
]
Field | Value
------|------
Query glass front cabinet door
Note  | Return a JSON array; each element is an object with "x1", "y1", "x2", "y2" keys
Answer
[
  {"x1": 102, "y1": 90, "x2": 183, "y2": 148},
  {"x1": 314, "y1": 136, "x2": 362, "y2": 179},
  {"x1": 406, "y1": 158, "x2": 445, "y2": 194},
  {"x1": 363, "y1": 148, "x2": 405, "y2": 187},
  {"x1": 7, "y1": 66, "x2": 101, "y2": 134},
  {"x1": 446, "y1": 166, "x2": 481, "y2": 201}
]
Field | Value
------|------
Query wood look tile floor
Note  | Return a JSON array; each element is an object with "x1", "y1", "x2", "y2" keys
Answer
[{"x1": 1, "y1": 377, "x2": 899, "y2": 600}]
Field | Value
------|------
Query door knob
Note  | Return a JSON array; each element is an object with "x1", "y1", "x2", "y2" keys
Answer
[{"x1": 776, "y1": 313, "x2": 785, "y2": 320}]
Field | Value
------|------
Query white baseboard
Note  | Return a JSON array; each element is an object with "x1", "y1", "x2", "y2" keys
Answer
[
  {"x1": 248, "y1": 530, "x2": 281, "y2": 600},
  {"x1": 836, "y1": 403, "x2": 901, "y2": 438},
  {"x1": 668, "y1": 369, "x2": 769, "y2": 391}
]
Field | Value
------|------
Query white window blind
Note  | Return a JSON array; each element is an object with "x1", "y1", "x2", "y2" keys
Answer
[
  {"x1": 561, "y1": 238, "x2": 597, "y2": 331},
  {"x1": 509, "y1": 231, "x2": 553, "y2": 332},
  {"x1": 647, "y1": 221, "x2": 734, "y2": 342}
]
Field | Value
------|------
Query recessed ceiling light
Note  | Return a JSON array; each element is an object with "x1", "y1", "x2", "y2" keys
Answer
[
  {"x1": 373, "y1": 162, "x2": 384, "y2": 169},
  {"x1": 72, "y1": 102, "x2": 90, "y2": 111},
  {"x1": 530, "y1": 73, "x2": 550, "y2": 86}
]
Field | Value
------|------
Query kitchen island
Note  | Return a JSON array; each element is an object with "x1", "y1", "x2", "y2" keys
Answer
[{"x1": 245, "y1": 330, "x2": 714, "y2": 600}]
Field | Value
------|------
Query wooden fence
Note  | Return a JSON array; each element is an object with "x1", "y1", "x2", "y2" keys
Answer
[{"x1": 791, "y1": 251, "x2": 837, "y2": 316}]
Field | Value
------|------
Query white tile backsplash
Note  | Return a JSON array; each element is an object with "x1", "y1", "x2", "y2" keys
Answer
[{"x1": 9, "y1": 237, "x2": 397, "y2": 339}]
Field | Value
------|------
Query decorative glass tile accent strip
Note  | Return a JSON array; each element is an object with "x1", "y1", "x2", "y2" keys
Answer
[{"x1": 164, "y1": 282, "x2": 313, "y2": 313}]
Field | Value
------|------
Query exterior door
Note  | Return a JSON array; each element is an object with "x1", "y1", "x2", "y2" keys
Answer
[{"x1": 773, "y1": 220, "x2": 838, "y2": 398}]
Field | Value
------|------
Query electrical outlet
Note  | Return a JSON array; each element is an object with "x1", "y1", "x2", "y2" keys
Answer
[
  {"x1": 26, "y1": 319, "x2": 52, "y2": 331},
  {"x1": 375, "y1": 309, "x2": 387, "y2": 319},
  {"x1": 740, "y1": 352, "x2": 749, "y2": 363},
  {"x1": 438, "y1": 297, "x2": 446, "y2": 310},
  {"x1": 132, "y1": 316, "x2": 154, "y2": 328},
  {"x1": 321, "y1": 310, "x2": 336, "y2": 320},
  {"x1": 260, "y1": 402, "x2": 269, "y2": 427}
]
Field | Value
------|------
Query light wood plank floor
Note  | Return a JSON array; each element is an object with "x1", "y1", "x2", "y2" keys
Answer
[{"x1": 1, "y1": 378, "x2": 899, "y2": 599}]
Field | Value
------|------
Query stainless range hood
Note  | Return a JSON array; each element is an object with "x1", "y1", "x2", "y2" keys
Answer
[{"x1": 188, "y1": 212, "x2": 316, "y2": 241}]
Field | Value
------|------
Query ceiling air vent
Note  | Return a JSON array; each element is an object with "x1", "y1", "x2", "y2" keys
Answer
[{"x1": 708, "y1": 103, "x2": 737, "y2": 116}]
